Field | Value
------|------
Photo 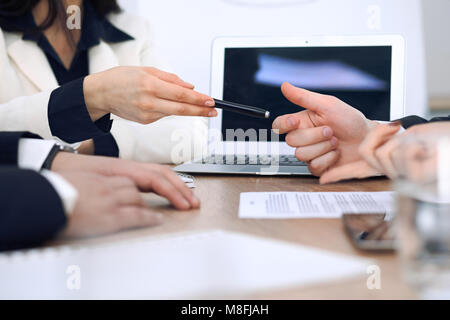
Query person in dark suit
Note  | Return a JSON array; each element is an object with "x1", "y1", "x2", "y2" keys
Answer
[
  {"x1": 271, "y1": 82, "x2": 450, "y2": 183},
  {"x1": 0, "y1": 166, "x2": 162, "y2": 252},
  {"x1": 0, "y1": 131, "x2": 200, "y2": 252}
]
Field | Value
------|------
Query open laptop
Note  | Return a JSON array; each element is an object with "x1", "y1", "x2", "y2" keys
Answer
[{"x1": 175, "y1": 35, "x2": 405, "y2": 175}]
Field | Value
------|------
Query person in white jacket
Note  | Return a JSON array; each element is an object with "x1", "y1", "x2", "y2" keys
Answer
[{"x1": 0, "y1": 0, "x2": 214, "y2": 162}]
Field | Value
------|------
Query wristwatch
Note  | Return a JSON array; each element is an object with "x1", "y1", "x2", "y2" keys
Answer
[{"x1": 42, "y1": 143, "x2": 77, "y2": 170}]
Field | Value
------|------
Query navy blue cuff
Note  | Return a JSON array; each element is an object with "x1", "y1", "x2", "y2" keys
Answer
[
  {"x1": 93, "y1": 133, "x2": 119, "y2": 157},
  {"x1": 0, "y1": 132, "x2": 42, "y2": 166},
  {"x1": 48, "y1": 77, "x2": 113, "y2": 143}
]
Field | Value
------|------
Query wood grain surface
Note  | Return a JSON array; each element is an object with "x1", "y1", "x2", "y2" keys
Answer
[{"x1": 50, "y1": 174, "x2": 418, "y2": 299}]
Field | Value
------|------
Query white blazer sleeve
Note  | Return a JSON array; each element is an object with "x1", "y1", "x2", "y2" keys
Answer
[
  {"x1": 0, "y1": 28, "x2": 54, "y2": 139},
  {"x1": 0, "y1": 91, "x2": 54, "y2": 139},
  {"x1": 110, "y1": 19, "x2": 208, "y2": 163}
]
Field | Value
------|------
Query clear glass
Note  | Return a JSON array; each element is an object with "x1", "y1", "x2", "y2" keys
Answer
[{"x1": 395, "y1": 133, "x2": 450, "y2": 299}]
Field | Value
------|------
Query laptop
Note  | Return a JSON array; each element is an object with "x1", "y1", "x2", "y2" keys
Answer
[{"x1": 175, "y1": 35, "x2": 405, "y2": 175}]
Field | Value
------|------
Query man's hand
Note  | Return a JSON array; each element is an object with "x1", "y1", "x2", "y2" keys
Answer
[
  {"x1": 58, "y1": 172, "x2": 162, "y2": 239},
  {"x1": 51, "y1": 154, "x2": 200, "y2": 211},
  {"x1": 319, "y1": 123, "x2": 401, "y2": 183},
  {"x1": 320, "y1": 122, "x2": 450, "y2": 184},
  {"x1": 272, "y1": 83, "x2": 377, "y2": 176}
]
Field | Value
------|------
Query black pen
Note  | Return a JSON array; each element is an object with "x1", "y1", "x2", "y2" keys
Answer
[{"x1": 213, "y1": 99, "x2": 270, "y2": 119}]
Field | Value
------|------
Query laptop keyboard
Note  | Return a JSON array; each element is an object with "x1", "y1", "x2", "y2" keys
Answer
[{"x1": 195, "y1": 155, "x2": 307, "y2": 166}]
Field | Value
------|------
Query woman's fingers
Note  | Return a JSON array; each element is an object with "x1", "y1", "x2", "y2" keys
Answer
[
  {"x1": 295, "y1": 137, "x2": 338, "y2": 162},
  {"x1": 359, "y1": 123, "x2": 401, "y2": 172},
  {"x1": 143, "y1": 67, "x2": 194, "y2": 89},
  {"x1": 86, "y1": 66, "x2": 218, "y2": 125},
  {"x1": 153, "y1": 79, "x2": 215, "y2": 107},
  {"x1": 320, "y1": 160, "x2": 381, "y2": 184},
  {"x1": 308, "y1": 150, "x2": 340, "y2": 176},
  {"x1": 286, "y1": 126, "x2": 334, "y2": 148},
  {"x1": 151, "y1": 98, "x2": 217, "y2": 118}
]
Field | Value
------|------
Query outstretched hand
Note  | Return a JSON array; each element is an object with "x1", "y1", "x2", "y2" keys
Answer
[
  {"x1": 321, "y1": 122, "x2": 450, "y2": 184},
  {"x1": 272, "y1": 82, "x2": 376, "y2": 176}
]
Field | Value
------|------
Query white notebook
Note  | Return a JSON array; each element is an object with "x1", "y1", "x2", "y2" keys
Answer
[{"x1": 0, "y1": 230, "x2": 371, "y2": 299}]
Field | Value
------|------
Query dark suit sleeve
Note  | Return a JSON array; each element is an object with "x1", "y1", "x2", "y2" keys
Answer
[
  {"x1": 0, "y1": 132, "x2": 42, "y2": 166},
  {"x1": 397, "y1": 115, "x2": 450, "y2": 129},
  {"x1": 0, "y1": 168, "x2": 67, "y2": 252}
]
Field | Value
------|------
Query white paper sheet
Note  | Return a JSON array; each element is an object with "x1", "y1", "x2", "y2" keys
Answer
[
  {"x1": 239, "y1": 192, "x2": 395, "y2": 219},
  {"x1": 0, "y1": 230, "x2": 370, "y2": 299}
]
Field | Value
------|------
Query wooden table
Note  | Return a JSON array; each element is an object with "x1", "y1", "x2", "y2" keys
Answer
[{"x1": 55, "y1": 174, "x2": 418, "y2": 300}]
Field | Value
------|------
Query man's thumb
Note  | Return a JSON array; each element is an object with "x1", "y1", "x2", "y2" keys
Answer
[{"x1": 320, "y1": 160, "x2": 380, "y2": 184}]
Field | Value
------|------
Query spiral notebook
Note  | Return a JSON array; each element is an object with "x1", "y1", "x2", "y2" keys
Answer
[{"x1": 0, "y1": 230, "x2": 370, "y2": 299}]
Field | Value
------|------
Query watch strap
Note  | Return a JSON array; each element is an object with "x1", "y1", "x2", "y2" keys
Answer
[{"x1": 41, "y1": 144, "x2": 61, "y2": 170}]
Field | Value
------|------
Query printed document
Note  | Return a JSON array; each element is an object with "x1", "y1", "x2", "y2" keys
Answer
[{"x1": 239, "y1": 192, "x2": 395, "y2": 219}]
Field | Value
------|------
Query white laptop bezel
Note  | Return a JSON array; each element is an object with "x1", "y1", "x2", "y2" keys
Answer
[{"x1": 209, "y1": 35, "x2": 405, "y2": 155}]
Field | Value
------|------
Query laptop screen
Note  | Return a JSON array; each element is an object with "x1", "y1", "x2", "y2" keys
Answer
[{"x1": 222, "y1": 46, "x2": 392, "y2": 141}]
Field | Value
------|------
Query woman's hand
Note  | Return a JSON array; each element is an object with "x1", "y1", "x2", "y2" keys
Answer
[{"x1": 83, "y1": 66, "x2": 217, "y2": 124}]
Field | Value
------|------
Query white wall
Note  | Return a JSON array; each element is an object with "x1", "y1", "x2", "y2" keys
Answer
[
  {"x1": 119, "y1": 0, "x2": 427, "y2": 116},
  {"x1": 422, "y1": 0, "x2": 450, "y2": 99}
]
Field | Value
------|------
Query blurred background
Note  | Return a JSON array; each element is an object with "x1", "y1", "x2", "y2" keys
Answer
[{"x1": 118, "y1": 0, "x2": 450, "y2": 118}]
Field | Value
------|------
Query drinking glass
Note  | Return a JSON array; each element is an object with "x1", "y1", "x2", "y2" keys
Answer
[{"x1": 395, "y1": 134, "x2": 450, "y2": 299}]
